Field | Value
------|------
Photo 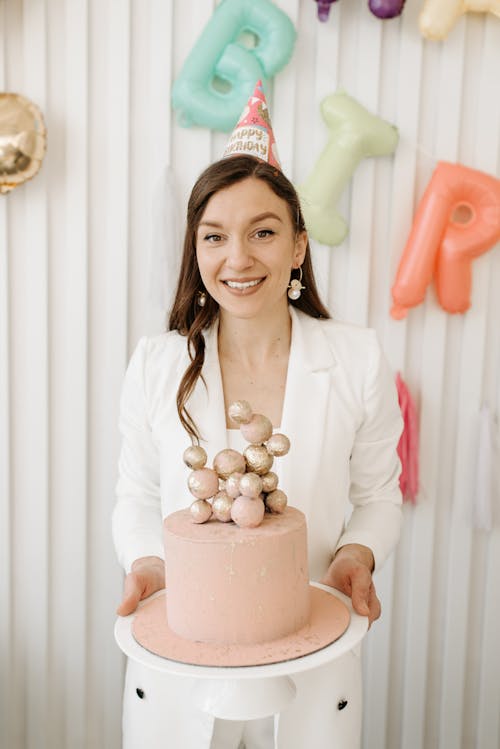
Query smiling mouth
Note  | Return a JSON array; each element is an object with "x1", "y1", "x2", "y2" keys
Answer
[{"x1": 223, "y1": 278, "x2": 265, "y2": 290}]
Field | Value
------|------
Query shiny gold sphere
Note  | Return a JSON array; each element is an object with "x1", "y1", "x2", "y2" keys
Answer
[
  {"x1": 265, "y1": 489, "x2": 288, "y2": 514},
  {"x1": 244, "y1": 444, "x2": 274, "y2": 475},
  {"x1": 212, "y1": 491, "x2": 233, "y2": 522},
  {"x1": 0, "y1": 93, "x2": 46, "y2": 194},
  {"x1": 213, "y1": 448, "x2": 246, "y2": 479},
  {"x1": 228, "y1": 400, "x2": 253, "y2": 425},
  {"x1": 238, "y1": 472, "x2": 263, "y2": 498},
  {"x1": 190, "y1": 499, "x2": 212, "y2": 523},
  {"x1": 261, "y1": 471, "x2": 279, "y2": 493},
  {"x1": 183, "y1": 445, "x2": 207, "y2": 470},
  {"x1": 266, "y1": 433, "x2": 290, "y2": 457}
]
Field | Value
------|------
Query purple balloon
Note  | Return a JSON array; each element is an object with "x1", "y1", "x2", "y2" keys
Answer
[
  {"x1": 368, "y1": 0, "x2": 405, "y2": 18},
  {"x1": 314, "y1": 0, "x2": 338, "y2": 22}
]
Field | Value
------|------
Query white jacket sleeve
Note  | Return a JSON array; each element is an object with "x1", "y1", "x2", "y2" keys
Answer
[
  {"x1": 336, "y1": 332, "x2": 403, "y2": 570},
  {"x1": 112, "y1": 337, "x2": 164, "y2": 573}
]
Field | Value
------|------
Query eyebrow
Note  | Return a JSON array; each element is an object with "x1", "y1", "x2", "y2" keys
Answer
[{"x1": 198, "y1": 211, "x2": 283, "y2": 229}]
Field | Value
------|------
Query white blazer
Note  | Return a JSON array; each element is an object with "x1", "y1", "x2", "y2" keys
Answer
[
  {"x1": 113, "y1": 306, "x2": 403, "y2": 749},
  {"x1": 113, "y1": 306, "x2": 403, "y2": 578}
]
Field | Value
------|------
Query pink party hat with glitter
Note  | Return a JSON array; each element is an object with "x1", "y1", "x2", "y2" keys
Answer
[{"x1": 222, "y1": 80, "x2": 281, "y2": 169}]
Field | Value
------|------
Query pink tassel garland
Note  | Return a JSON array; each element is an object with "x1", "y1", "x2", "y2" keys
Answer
[{"x1": 395, "y1": 372, "x2": 419, "y2": 504}]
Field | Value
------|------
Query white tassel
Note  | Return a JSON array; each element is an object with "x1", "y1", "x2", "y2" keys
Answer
[
  {"x1": 472, "y1": 404, "x2": 498, "y2": 531},
  {"x1": 149, "y1": 166, "x2": 182, "y2": 313}
]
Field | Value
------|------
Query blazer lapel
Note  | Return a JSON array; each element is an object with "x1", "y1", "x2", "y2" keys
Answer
[{"x1": 279, "y1": 308, "x2": 337, "y2": 520}]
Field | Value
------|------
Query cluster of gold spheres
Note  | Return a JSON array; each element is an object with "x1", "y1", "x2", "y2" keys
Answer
[{"x1": 183, "y1": 400, "x2": 290, "y2": 529}]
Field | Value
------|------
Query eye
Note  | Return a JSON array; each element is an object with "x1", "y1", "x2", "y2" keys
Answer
[
  {"x1": 254, "y1": 229, "x2": 275, "y2": 239},
  {"x1": 203, "y1": 233, "x2": 223, "y2": 243}
]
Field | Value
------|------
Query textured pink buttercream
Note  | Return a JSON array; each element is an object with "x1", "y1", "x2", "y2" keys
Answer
[{"x1": 163, "y1": 507, "x2": 310, "y2": 645}]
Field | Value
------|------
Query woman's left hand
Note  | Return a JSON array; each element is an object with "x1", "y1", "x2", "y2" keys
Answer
[{"x1": 320, "y1": 543, "x2": 381, "y2": 627}]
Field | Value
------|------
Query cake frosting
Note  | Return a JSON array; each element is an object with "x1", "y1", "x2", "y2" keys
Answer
[{"x1": 163, "y1": 506, "x2": 310, "y2": 646}]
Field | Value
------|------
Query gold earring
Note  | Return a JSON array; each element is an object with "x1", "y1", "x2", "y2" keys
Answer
[
  {"x1": 287, "y1": 267, "x2": 305, "y2": 301},
  {"x1": 197, "y1": 291, "x2": 207, "y2": 307}
]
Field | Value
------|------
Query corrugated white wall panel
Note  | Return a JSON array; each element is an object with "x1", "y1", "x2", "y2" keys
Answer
[
  {"x1": 86, "y1": 1, "x2": 132, "y2": 745},
  {"x1": 0, "y1": 1, "x2": 11, "y2": 745},
  {"x1": 1, "y1": 1, "x2": 499, "y2": 747},
  {"x1": 50, "y1": 0, "x2": 90, "y2": 744}
]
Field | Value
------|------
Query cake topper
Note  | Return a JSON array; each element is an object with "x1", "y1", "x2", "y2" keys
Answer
[{"x1": 182, "y1": 400, "x2": 291, "y2": 528}]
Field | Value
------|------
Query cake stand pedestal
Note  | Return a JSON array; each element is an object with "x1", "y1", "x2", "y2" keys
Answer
[{"x1": 115, "y1": 583, "x2": 368, "y2": 721}]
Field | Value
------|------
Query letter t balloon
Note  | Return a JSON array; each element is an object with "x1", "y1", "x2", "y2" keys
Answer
[{"x1": 297, "y1": 91, "x2": 399, "y2": 246}]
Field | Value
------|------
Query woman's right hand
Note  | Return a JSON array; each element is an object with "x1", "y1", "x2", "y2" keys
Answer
[{"x1": 116, "y1": 556, "x2": 165, "y2": 616}]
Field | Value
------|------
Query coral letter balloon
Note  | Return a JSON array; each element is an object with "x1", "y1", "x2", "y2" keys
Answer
[
  {"x1": 297, "y1": 91, "x2": 398, "y2": 246},
  {"x1": 172, "y1": 0, "x2": 296, "y2": 132},
  {"x1": 391, "y1": 162, "x2": 500, "y2": 318}
]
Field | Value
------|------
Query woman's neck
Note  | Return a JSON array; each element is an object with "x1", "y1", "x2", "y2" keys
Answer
[{"x1": 218, "y1": 304, "x2": 292, "y2": 370}]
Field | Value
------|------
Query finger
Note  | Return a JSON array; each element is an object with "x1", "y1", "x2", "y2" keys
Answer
[
  {"x1": 350, "y1": 567, "x2": 372, "y2": 617},
  {"x1": 116, "y1": 589, "x2": 142, "y2": 616},
  {"x1": 367, "y1": 584, "x2": 381, "y2": 626},
  {"x1": 116, "y1": 573, "x2": 142, "y2": 616}
]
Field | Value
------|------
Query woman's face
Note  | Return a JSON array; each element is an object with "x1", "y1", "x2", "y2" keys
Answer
[{"x1": 195, "y1": 177, "x2": 307, "y2": 322}]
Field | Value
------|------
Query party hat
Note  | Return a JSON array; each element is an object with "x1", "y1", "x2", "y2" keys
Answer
[{"x1": 222, "y1": 80, "x2": 281, "y2": 169}]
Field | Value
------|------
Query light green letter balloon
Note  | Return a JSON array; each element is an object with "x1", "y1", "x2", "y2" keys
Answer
[{"x1": 298, "y1": 91, "x2": 399, "y2": 246}]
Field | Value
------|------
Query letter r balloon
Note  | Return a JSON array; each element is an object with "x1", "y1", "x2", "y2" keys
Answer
[
  {"x1": 391, "y1": 162, "x2": 500, "y2": 318},
  {"x1": 172, "y1": 0, "x2": 296, "y2": 132}
]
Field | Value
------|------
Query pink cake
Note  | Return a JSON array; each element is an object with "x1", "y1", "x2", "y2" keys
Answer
[{"x1": 163, "y1": 506, "x2": 310, "y2": 645}]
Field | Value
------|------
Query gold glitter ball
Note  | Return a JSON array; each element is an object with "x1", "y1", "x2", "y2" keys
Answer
[
  {"x1": 190, "y1": 499, "x2": 213, "y2": 523},
  {"x1": 228, "y1": 400, "x2": 253, "y2": 425},
  {"x1": 266, "y1": 433, "x2": 290, "y2": 457},
  {"x1": 244, "y1": 445, "x2": 274, "y2": 476},
  {"x1": 183, "y1": 445, "x2": 207, "y2": 470},
  {"x1": 265, "y1": 489, "x2": 288, "y2": 514},
  {"x1": 212, "y1": 491, "x2": 233, "y2": 522},
  {"x1": 261, "y1": 471, "x2": 279, "y2": 493},
  {"x1": 213, "y1": 448, "x2": 246, "y2": 479},
  {"x1": 238, "y1": 472, "x2": 263, "y2": 498}
]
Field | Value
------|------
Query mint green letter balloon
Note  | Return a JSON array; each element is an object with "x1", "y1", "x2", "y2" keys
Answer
[
  {"x1": 298, "y1": 91, "x2": 399, "y2": 246},
  {"x1": 172, "y1": 0, "x2": 296, "y2": 132}
]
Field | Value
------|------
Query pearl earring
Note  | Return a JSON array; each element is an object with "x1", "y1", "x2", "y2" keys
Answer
[
  {"x1": 287, "y1": 267, "x2": 305, "y2": 301},
  {"x1": 197, "y1": 291, "x2": 207, "y2": 307}
]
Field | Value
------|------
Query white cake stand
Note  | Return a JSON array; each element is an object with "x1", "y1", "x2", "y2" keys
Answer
[{"x1": 114, "y1": 583, "x2": 368, "y2": 721}]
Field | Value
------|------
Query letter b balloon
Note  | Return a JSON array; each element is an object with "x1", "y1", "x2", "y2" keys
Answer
[{"x1": 172, "y1": 0, "x2": 296, "y2": 132}]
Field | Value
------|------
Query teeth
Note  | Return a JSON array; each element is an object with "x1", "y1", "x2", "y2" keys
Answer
[{"x1": 225, "y1": 279, "x2": 262, "y2": 289}]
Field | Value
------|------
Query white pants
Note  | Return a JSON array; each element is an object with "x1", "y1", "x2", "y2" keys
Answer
[
  {"x1": 122, "y1": 649, "x2": 361, "y2": 748},
  {"x1": 210, "y1": 717, "x2": 274, "y2": 748}
]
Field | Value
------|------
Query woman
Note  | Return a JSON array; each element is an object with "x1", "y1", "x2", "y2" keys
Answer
[{"x1": 113, "y1": 154, "x2": 403, "y2": 749}]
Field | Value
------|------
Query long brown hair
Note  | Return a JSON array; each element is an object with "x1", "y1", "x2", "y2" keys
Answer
[{"x1": 168, "y1": 155, "x2": 330, "y2": 443}]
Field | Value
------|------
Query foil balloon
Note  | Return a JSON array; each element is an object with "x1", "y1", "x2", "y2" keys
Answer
[
  {"x1": 297, "y1": 91, "x2": 398, "y2": 246},
  {"x1": 172, "y1": 0, "x2": 296, "y2": 132},
  {"x1": 391, "y1": 162, "x2": 500, "y2": 318},
  {"x1": 314, "y1": 0, "x2": 338, "y2": 21},
  {"x1": 419, "y1": 0, "x2": 500, "y2": 40},
  {"x1": 369, "y1": 0, "x2": 406, "y2": 18},
  {"x1": 0, "y1": 93, "x2": 46, "y2": 194}
]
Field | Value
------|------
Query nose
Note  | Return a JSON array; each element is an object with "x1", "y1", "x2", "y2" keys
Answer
[{"x1": 225, "y1": 236, "x2": 254, "y2": 272}]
